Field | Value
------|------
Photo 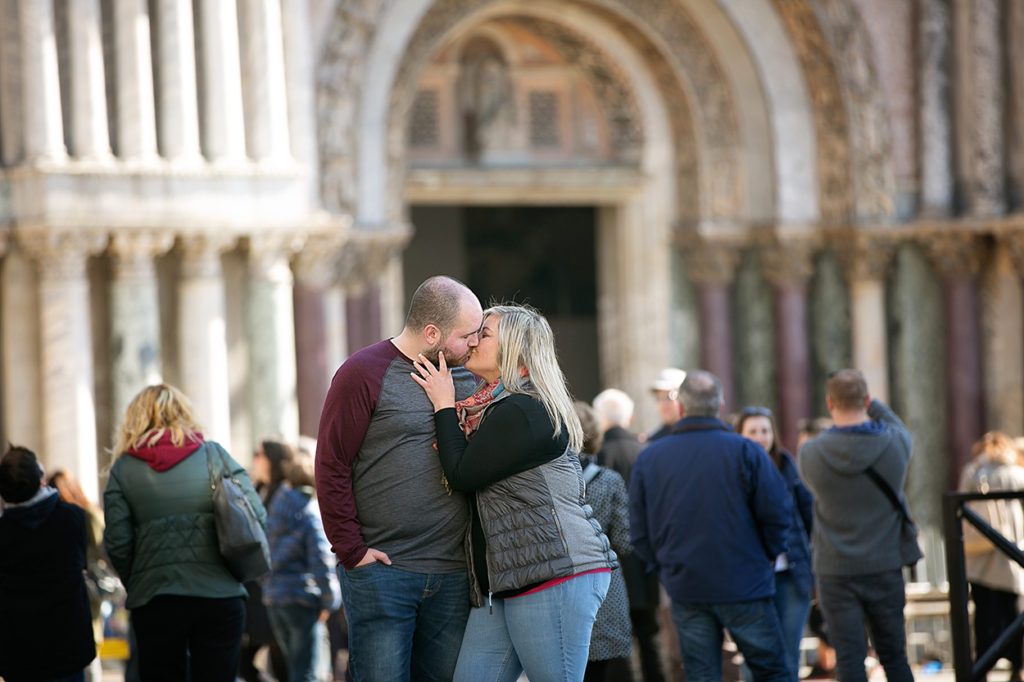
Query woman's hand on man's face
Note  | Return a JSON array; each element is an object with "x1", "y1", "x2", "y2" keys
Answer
[{"x1": 411, "y1": 352, "x2": 457, "y2": 412}]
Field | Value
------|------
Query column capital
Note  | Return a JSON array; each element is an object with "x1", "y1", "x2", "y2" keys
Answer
[
  {"x1": 834, "y1": 232, "x2": 897, "y2": 282},
  {"x1": 760, "y1": 240, "x2": 815, "y2": 287},
  {"x1": 336, "y1": 226, "x2": 410, "y2": 289},
  {"x1": 109, "y1": 230, "x2": 175, "y2": 273},
  {"x1": 681, "y1": 242, "x2": 741, "y2": 285},
  {"x1": 246, "y1": 232, "x2": 304, "y2": 282},
  {"x1": 293, "y1": 232, "x2": 346, "y2": 288},
  {"x1": 178, "y1": 233, "x2": 237, "y2": 278},
  {"x1": 923, "y1": 231, "x2": 984, "y2": 278},
  {"x1": 1002, "y1": 230, "x2": 1024, "y2": 276},
  {"x1": 17, "y1": 227, "x2": 106, "y2": 279}
]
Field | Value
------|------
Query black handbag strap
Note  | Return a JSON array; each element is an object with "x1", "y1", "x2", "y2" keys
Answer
[{"x1": 864, "y1": 466, "x2": 912, "y2": 524}]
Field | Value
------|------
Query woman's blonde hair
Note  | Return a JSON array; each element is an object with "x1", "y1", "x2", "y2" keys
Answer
[
  {"x1": 971, "y1": 430, "x2": 1020, "y2": 466},
  {"x1": 112, "y1": 383, "x2": 203, "y2": 457},
  {"x1": 486, "y1": 304, "x2": 583, "y2": 451}
]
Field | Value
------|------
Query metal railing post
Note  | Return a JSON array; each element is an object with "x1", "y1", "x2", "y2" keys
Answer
[{"x1": 943, "y1": 493, "x2": 972, "y2": 682}]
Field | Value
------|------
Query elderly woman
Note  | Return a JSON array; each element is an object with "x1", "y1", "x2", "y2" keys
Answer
[
  {"x1": 413, "y1": 303, "x2": 617, "y2": 682},
  {"x1": 103, "y1": 383, "x2": 265, "y2": 682},
  {"x1": 960, "y1": 431, "x2": 1024, "y2": 681}
]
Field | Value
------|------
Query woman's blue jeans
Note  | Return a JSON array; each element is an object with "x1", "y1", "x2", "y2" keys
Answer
[
  {"x1": 267, "y1": 603, "x2": 323, "y2": 682},
  {"x1": 454, "y1": 570, "x2": 610, "y2": 682}
]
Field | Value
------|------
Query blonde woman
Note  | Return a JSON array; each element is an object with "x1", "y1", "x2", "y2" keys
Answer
[
  {"x1": 103, "y1": 384, "x2": 265, "y2": 682},
  {"x1": 960, "y1": 431, "x2": 1024, "y2": 681},
  {"x1": 413, "y1": 304, "x2": 617, "y2": 682}
]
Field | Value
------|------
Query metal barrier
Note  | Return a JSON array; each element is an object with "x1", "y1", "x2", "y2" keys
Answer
[{"x1": 943, "y1": 490, "x2": 1024, "y2": 682}]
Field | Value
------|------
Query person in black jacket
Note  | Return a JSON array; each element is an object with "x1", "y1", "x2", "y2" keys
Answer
[{"x1": 0, "y1": 444, "x2": 96, "y2": 682}]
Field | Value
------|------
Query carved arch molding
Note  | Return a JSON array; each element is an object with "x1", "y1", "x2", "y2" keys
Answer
[{"x1": 317, "y1": 0, "x2": 889, "y2": 228}]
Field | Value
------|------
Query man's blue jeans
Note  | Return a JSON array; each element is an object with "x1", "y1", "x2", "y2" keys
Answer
[
  {"x1": 454, "y1": 570, "x2": 610, "y2": 682},
  {"x1": 816, "y1": 570, "x2": 914, "y2": 682},
  {"x1": 339, "y1": 562, "x2": 470, "y2": 682},
  {"x1": 670, "y1": 597, "x2": 789, "y2": 682},
  {"x1": 267, "y1": 603, "x2": 323, "y2": 682}
]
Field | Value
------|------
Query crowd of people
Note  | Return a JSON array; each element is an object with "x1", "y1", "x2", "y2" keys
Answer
[{"x1": 3, "y1": 273, "x2": 1024, "y2": 682}]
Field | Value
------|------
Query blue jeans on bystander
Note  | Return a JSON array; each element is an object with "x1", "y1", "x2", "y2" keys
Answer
[
  {"x1": 454, "y1": 570, "x2": 610, "y2": 682},
  {"x1": 267, "y1": 603, "x2": 324, "y2": 682},
  {"x1": 339, "y1": 562, "x2": 470, "y2": 682},
  {"x1": 670, "y1": 597, "x2": 789, "y2": 682}
]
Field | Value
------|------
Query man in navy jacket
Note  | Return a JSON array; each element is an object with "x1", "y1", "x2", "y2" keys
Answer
[{"x1": 629, "y1": 369, "x2": 791, "y2": 682}]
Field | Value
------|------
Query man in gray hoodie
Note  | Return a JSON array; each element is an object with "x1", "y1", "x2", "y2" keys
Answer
[{"x1": 798, "y1": 369, "x2": 915, "y2": 682}]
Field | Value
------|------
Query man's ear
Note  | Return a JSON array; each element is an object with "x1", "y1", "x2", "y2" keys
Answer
[{"x1": 423, "y1": 324, "x2": 441, "y2": 346}]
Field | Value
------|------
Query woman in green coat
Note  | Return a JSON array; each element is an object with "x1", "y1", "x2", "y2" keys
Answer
[{"x1": 103, "y1": 383, "x2": 265, "y2": 682}]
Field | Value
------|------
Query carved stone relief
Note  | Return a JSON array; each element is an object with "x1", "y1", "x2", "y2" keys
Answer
[
  {"x1": 771, "y1": 0, "x2": 852, "y2": 225},
  {"x1": 318, "y1": 0, "x2": 740, "y2": 226},
  {"x1": 804, "y1": 0, "x2": 895, "y2": 220}
]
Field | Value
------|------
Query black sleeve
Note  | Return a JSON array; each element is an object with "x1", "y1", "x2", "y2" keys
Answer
[{"x1": 433, "y1": 396, "x2": 566, "y2": 491}]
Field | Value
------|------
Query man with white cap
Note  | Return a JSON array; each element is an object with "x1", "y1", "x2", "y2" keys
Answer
[{"x1": 646, "y1": 368, "x2": 686, "y2": 442}]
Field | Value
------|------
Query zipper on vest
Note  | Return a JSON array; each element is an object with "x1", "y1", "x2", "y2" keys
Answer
[{"x1": 488, "y1": 591, "x2": 493, "y2": 615}]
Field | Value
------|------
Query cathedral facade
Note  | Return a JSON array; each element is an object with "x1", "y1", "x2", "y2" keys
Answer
[{"x1": 1, "y1": 0, "x2": 1023, "y2": 589}]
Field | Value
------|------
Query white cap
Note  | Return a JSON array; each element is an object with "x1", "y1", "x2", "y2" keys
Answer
[{"x1": 650, "y1": 368, "x2": 686, "y2": 392}]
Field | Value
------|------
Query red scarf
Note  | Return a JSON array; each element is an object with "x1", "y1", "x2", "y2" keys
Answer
[{"x1": 127, "y1": 431, "x2": 204, "y2": 471}]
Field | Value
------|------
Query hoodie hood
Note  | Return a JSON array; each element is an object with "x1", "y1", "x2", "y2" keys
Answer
[
  {"x1": 1, "y1": 486, "x2": 60, "y2": 529},
  {"x1": 814, "y1": 420, "x2": 892, "y2": 475},
  {"x1": 128, "y1": 431, "x2": 205, "y2": 471}
]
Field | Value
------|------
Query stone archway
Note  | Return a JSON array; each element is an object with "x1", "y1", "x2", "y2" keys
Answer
[{"x1": 314, "y1": 0, "x2": 891, "y2": 427}]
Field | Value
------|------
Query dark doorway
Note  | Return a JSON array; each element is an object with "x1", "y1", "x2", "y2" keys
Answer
[{"x1": 405, "y1": 205, "x2": 600, "y2": 402}]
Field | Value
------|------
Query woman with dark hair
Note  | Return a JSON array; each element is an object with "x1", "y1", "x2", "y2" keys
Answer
[
  {"x1": 103, "y1": 383, "x2": 265, "y2": 682},
  {"x1": 239, "y1": 438, "x2": 294, "y2": 682},
  {"x1": 736, "y1": 406, "x2": 814, "y2": 681}
]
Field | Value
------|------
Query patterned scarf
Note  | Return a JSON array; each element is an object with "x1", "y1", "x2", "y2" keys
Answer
[{"x1": 455, "y1": 378, "x2": 506, "y2": 440}]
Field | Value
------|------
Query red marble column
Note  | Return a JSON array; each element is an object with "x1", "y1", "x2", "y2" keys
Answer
[
  {"x1": 942, "y1": 275, "x2": 983, "y2": 487},
  {"x1": 346, "y1": 284, "x2": 382, "y2": 354},
  {"x1": 763, "y1": 243, "x2": 815, "y2": 454},
  {"x1": 926, "y1": 234, "x2": 984, "y2": 488},
  {"x1": 773, "y1": 282, "x2": 811, "y2": 453},
  {"x1": 697, "y1": 282, "x2": 735, "y2": 415},
  {"x1": 293, "y1": 280, "x2": 328, "y2": 438},
  {"x1": 684, "y1": 242, "x2": 739, "y2": 415}
]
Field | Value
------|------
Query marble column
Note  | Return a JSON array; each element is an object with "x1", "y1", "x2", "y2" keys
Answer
[
  {"x1": 19, "y1": 0, "x2": 66, "y2": 161},
  {"x1": 178, "y1": 235, "x2": 233, "y2": 448},
  {"x1": 954, "y1": 0, "x2": 1005, "y2": 215},
  {"x1": 918, "y1": 0, "x2": 954, "y2": 216},
  {"x1": 152, "y1": 0, "x2": 201, "y2": 161},
  {"x1": 0, "y1": 2, "x2": 23, "y2": 165},
  {"x1": 194, "y1": 0, "x2": 246, "y2": 163},
  {"x1": 925, "y1": 233, "x2": 985, "y2": 486},
  {"x1": 66, "y1": 0, "x2": 111, "y2": 159},
  {"x1": 113, "y1": 0, "x2": 159, "y2": 160},
  {"x1": 21, "y1": 229, "x2": 106, "y2": 502},
  {"x1": 247, "y1": 235, "x2": 300, "y2": 444},
  {"x1": 1007, "y1": 1, "x2": 1024, "y2": 208},
  {"x1": 763, "y1": 243, "x2": 815, "y2": 453},
  {"x1": 683, "y1": 243, "x2": 739, "y2": 414},
  {"x1": 983, "y1": 235, "x2": 1024, "y2": 435},
  {"x1": 238, "y1": 0, "x2": 291, "y2": 162},
  {"x1": 0, "y1": 243, "x2": 42, "y2": 454},
  {"x1": 108, "y1": 231, "x2": 174, "y2": 426},
  {"x1": 839, "y1": 236, "x2": 895, "y2": 405},
  {"x1": 281, "y1": 0, "x2": 318, "y2": 197},
  {"x1": 293, "y1": 237, "x2": 341, "y2": 438}
]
